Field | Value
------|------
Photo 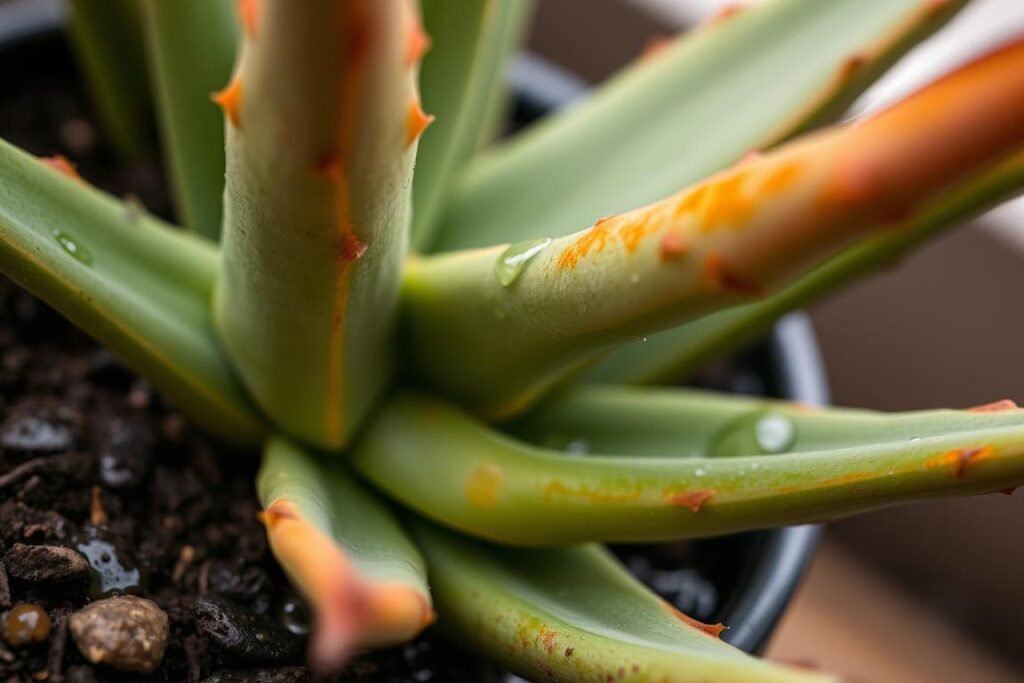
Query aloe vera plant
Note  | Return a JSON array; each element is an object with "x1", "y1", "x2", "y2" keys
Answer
[{"x1": 3, "y1": 0, "x2": 1024, "y2": 679}]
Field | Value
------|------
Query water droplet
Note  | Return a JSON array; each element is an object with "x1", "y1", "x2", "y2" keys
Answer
[
  {"x1": 541, "y1": 432, "x2": 590, "y2": 456},
  {"x1": 711, "y1": 410, "x2": 797, "y2": 457},
  {"x1": 910, "y1": 437, "x2": 922, "y2": 443},
  {"x1": 642, "y1": 337, "x2": 648, "y2": 342},
  {"x1": 565, "y1": 439, "x2": 590, "y2": 455},
  {"x1": 73, "y1": 526, "x2": 142, "y2": 598},
  {"x1": 495, "y1": 238, "x2": 551, "y2": 286},
  {"x1": 279, "y1": 595, "x2": 311, "y2": 636},
  {"x1": 53, "y1": 230, "x2": 92, "y2": 265},
  {"x1": 694, "y1": 467, "x2": 706, "y2": 477}
]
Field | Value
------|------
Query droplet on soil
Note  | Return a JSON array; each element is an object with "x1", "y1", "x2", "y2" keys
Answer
[
  {"x1": 710, "y1": 410, "x2": 796, "y2": 457},
  {"x1": 52, "y1": 230, "x2": 93, "y2": 265},
  {"x1": 193, "y1": 595, "x2": 302, "y2": 663},
  {"x1": 495, "y1": 238, "x2": 551, "y2": 286},
  {"x1": 3, "y1": 603, "x2": 51, "y2": 647},
  {"x1": 73, "y1": 526, "x2": 143, "y2": 597}
]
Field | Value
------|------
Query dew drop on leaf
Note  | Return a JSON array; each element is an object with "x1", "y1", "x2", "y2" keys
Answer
[
  {"x1": 710, "y1": 410, "x2": 796, "y2": 457},
  {"x1": 52, "y1": 230, "x2": 93, "y2": 265},
  {"x1": 495, "y1": 238, "x2": 551, "y2": 286}
]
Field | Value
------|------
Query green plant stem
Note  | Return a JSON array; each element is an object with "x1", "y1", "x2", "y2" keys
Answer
[
  {"x1": 354, "y1": 392, "x2": 1024, "y2": 545},
  {"x1": 409, "y1": 520, "x2": 831, "y2": 683},
  {"x1": 432, "y1": 0, "x2": 965, "y2": 251},
  {"x1": 66, "y1": 0, "x2": 152, "y2": 160},
  {"x1": 214, "y1": 0, "x2": 427, "y2": 449},
  {"x1": 140, "y1": 0, "x2": 238, "y2": 240}
]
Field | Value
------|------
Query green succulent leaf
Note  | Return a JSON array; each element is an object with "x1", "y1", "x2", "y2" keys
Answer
[
  {"x1": 413, "y1": 0, "x2": 536, "y2": 251},
  {"x1": 403, "y1": 42, "x2": 1024, "y2": 420},
  {"x1": 409, "y1": 520, "x2": 830, "y2": 683},
  {"x1": 354, "y1": 392, "x2": 1024, "y2": 545},
  {"x1": 214, "y1": 0, "x2": 425, "y2": 449},
  {"x1": 258, "y1": 437, "x2": 433, "y2": 671},
  {"x1": 0, "y1": 139, "x2": 264, "y2": 446},
  {"x1": 140, "y1": 0, "x2": 238, "y2": 240},
  {"x1": 67, "y1": 0, "x2": 153, "y2": 160},
  {"x1": 432, "y1": 0, "x2": 966, "y2": 251},
  {"x1": 589, "y1": 151, "x2": 1024, "y2": 384}
]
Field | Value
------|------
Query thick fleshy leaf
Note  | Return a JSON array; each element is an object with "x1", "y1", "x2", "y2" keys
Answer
[
  {"x1": 0, "y1": 139, "x2": 264, "y2": 446},
  {"x1": 140, "y1": 0, "x2": 238, "y2": 239},
  {"x1": 413, "y1": 0, "x2": 535, "y2": 250},
  {"x1": 409, "y1": 520, "x2": 830, "y2": 683},
  {"x1": 258, "y1": 437, "x2": 434, "y2": 671},
  {"x1": 353, "y1": 392, "x2": 1024, "y2": 545},
  {"x1": 403, "y1": 40, "x2": 1024, "y2": 420},
  {"x1": 432, "y1": 0, "x2": 966, "y2": 251},
  {"x1": 588, "y1": 152, "x2": 1024, "y2": 385},
  {"x1": 214, "y1": 0, "x2": 426, "y2": 449},
  {"x1": 66, "y1": 0, "x2": 153, "y2": 159}
]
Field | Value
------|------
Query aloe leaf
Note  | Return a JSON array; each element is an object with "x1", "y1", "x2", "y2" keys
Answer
[
  {"x1": 589, "y1": 151, "x2": 1024, "y2": 384},
  {"x1": 432, "y1": 0, "x2": 966, "y2": 251},
  {"x1": 67, "y1": 0, "x2": 153, "y2": 159},
  {"x1": 354, "y1": 392, "x2": 1024, "y2": 545},
  {"x1": 413, "y1": 0, "x2": 535, "y2": 250},
  {"x1": 0, "y1": 139, "x2": 264, "y2": 446},
  {"x1": 258, "y1": 437, "x2": 433, "y2": 671},
  {"x1": 140, "y1": 0, "x2": 238, "y2": 240},
  {"x1": 512, "y1": 384, "x2": 1024, "y2": 457},
  {"x1": 214, "y1": 0, "x2": 427, "y2": 449},
  {"x1": 409, "y1": 520, "x2": 829, "y2": 683},
  {"x1": 404, "y1": 41, "x2": 1024, "y2": 420}
]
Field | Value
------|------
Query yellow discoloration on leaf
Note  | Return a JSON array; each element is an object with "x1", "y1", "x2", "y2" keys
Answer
[
  {"x1": 466, "y1": 463, "x2": 504, "y2": 507},
  {"x1": 543, "y1": 480, "x2": 643, "y2": 504}
]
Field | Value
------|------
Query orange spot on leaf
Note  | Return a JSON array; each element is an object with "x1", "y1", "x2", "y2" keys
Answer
[
  {"x1": 704, "y1": 253, "x2": 762, "y2": 296},
  {"x1": 212, "y1": 76, "x2": 243, "y2": 128},
  {"x1": 237, "y1": 0, "x2": 259, "y2": 37},
  {"x1": 663, "y1": 602, "x2": 726, "y2": 638},
  {"x1": 557, "y1": 217, "x2": 615, "y2": 269},
  {"x1": 968, "y1": 399, "x2": 1020, "y2": 413},
  {"x1": 406, "y1": 22, "x2": 431, "y2": 65},
  {"x1": 930, "y1": 446, "x2": 994, "y2": 477},
  {"x1": 667, "y1": 490, "x2": 715, "y2": 512},
  {"x1": 659, "y1": 231, "x2": 689, "y2": 261},
  {"x1": 406, "y1": 99, "x2": 434, "y2": 147},
  {"x1": 705, "y1": 3, "x2": 745, "y2": 27},
  {"x1": 337, "y1": 233, "x2": 367, "y2": 263},
  {"x1": 543, "y1": 480, "x2": 642, "y2": 504},
  {"x1": 639, "y1": 35, "x2": 672, "y2": 62},
  {"x1": 40, "y1": 155, "x2": 83, "y2": 182}
]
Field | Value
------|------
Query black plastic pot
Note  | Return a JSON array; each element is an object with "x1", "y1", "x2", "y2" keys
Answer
[{"x1": 0, "y1": 6, "x2": 825, "y2": 662}]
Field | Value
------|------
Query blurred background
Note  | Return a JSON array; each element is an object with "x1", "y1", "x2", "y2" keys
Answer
[
  {"x1": 0, "y1": 0, "x2": 1021, "y2": 680},
  {"x1": 523, "y1": 1, "x2": 1024, "y2": 680}
]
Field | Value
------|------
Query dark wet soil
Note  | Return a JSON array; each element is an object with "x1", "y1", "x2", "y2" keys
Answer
[{"x1": 0, "y1": 28, "x2": 785, "y2": 683}]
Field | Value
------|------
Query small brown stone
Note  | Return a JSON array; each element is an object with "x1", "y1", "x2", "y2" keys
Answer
[
  {"x1": 4, "y1": 603, "x2": 51, "y2": 647},
  {"x1": 3, "y1": 544, "x2": 89, "y2": 584},
  {"x1": 69, "y1": 595, "x2": 168, "y2": 674}
]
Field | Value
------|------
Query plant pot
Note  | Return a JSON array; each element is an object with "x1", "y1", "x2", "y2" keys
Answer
[{"x1": 0, "y1": 9, "x2": 824, "y2": 680}]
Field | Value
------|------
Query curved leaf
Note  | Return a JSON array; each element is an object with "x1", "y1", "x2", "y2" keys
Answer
[
  {"x1": 0, "y1": 139, "x2": 264, "y2": 446},
  {"x1": 140, "y1": 0, "x2": 238, "y2": 239},
  {"x1": 410, "y1": 520, "x2": 830, "y2": 683},
  {"x1": 588, "y1": 152, "x2": 1024, "y2": 385},
  {"x1": 403, "y1": 41, "x2": 1024, "y2": 420},
  {"x1": 413, "y1": 0, "x2": 535, "y2": 250},
  {"x1": 258, "y1": 437, "x2": 434, "y2": 671},
  {"x1": 354, "y1": 393, "x2": 1024, "y2": 545},
  {"x1": 67, "y1": 0, "x2": 153, "y2": 159},
  {"x1": 432, "y1": 0, "x2": 966, "y2": 251}
]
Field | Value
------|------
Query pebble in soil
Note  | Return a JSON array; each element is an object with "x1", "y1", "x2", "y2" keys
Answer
[
  {"x1": 3, "y1": 543, "x2": 89, "y2": 585},
  {"x1": 3, "y1": 604, "x2": 51, "y2": 648},
  {"x1": 193, "y1": 595, "x2": 302, "y2": 663},
  {"x1": 69, "y1": 595, "x2": 169, "y2": 674}
]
